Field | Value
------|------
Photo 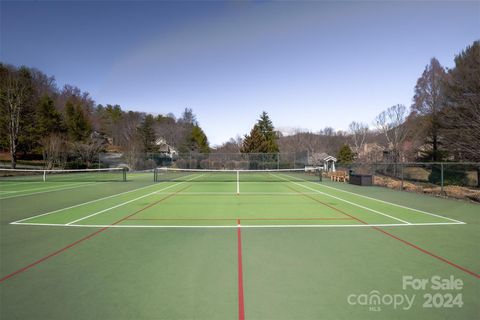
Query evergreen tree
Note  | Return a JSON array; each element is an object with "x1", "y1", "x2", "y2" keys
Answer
[
  {"x1": 256, "y1": 111, "x2": 279, "y2": 152},
  {"x1": 189, "y1": 125, "x2": 210, "y2": 153},
  {"x1": 441, "y1": 41, "x2": 480, "y2": 161},
  {"x1": 36, "y1": 94, "x2": 65, "y2": 135},
  {"x1": 241, "y1": 111, "x2": 279, "y2": 153},
  {"x1": 174, "y1": 108, "x2": 210, "y2": 153},
  {"x1": 241, "y1": 125, "x2": 268, "y2": 153},
  {"x1": 138, "y1": 114, "x2": 158, "y2": 152},
  {"x1": 65, "y1": 100, "x2": 92, "y2": 141},
  {"x1": 336, "y1": 144, "x2": 354, "y2": 164},
  {"x1": 95, "y1": 104, "x2": 123, "y2": 141}
]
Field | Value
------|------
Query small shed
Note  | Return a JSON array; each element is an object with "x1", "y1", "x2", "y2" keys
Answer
[{"x1": 309, "y1": 152, "x2": 337, "y2": 172}]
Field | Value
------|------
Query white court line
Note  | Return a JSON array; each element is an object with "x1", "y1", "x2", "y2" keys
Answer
[
  {"x1": 271, "y1": 173, "x2": 411, "y2": 225},
  {"x1": 64, "y1": 174, "x2": 204, "y2": 225},
  {"x1": 153, "y1": 192, "x2": 321, "y2": 195},
  {"x1": 0, "y1": 181, "x2": 93, "y2": 194},
  {"x1": 9, "y1": 221, "x2": 464, "y2": 228},
  {"x1": 11, "y1": 183, "x2": 161, "y2": 223},
  {"x1": 306, "y1": 180, "x2": 466, "y2": 224},
  {"x1": 0, "y1": 181, "x2": 47, "y2": 188},
  {"x1": 0, "y1": 182, "x2": 106, "y2": 200},
  {"x1": 11, "y1": 173, "x2": 199, "y2": 224}
]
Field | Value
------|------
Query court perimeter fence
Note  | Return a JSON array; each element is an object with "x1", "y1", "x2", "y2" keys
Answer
[
  {"x1": 336, "y1": 162, "x2": 480, "y2": 202},
  {"x1": 98, "y1": 152, "x2": 312, "y2": 171},
  {"x1": 1, "y1": 152, "x2": 478, "y2": 201},
  {"x1": 109, "y1": 153, "x2": 478, "y2": 201}
]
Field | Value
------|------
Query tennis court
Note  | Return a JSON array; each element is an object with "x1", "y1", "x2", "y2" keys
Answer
[{"x1": 1, "y1": 168, "x2": 479, "y2": 319}]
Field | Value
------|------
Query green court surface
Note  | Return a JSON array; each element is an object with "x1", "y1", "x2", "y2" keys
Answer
[{"x1": 1, "y1": 172, "x2": 479, "y2": 319}]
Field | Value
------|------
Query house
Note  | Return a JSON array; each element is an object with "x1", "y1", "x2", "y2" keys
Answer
[
  {"x1": 155, "y1": 138, "x2": 177, "y2": 157},
  {"x1": 308, "y1": 152, "x2": 337, "y2": 172}
]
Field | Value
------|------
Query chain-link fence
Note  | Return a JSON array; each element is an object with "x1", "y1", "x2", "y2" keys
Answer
[
  {"x1": 98, "y1": 151, "x2": 310, "y2": 171},
  {"x1": 335, "y1": 162, "x2": 480, "y2": 202},
  {"x1": 3, "y1": 150, "x2": 479, "y2": 201}
]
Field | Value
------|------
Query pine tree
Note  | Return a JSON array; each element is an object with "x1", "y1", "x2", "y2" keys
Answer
[
  {"x1": 190, "y1": 125, "x2": 210, "y2": 153},
  {"x1": 138, "y1": 114, "x2": 158, "y2": 152},
  {"x1": 65, "y1": 100, "x2": 92, "y2": 141},
  {"x1": 241, "y1": 111, "x2": 279, "y2": 153},
  {"x1": 241, "y1": 125, "x2": 268, "y2": 153},
  {"x1": 36, "y1": 95, "x2": 65, "y2": 136},
  {"x1": 257, "y1": 111, "x2": 279, "y2": 152},
  {"x1": 441, "y1": 41, "x2": 480, "y2": 162},
  {"x1": 337, "y1": 144, "x2": 354, "y2": 164},
  {"x1": 175, "y1": 108, "x2": 210, "y2": 153}
]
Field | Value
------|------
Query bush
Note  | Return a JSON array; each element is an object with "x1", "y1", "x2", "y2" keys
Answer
[
  {"x1": 428, "y1": 164, "x2": 469, "y2": 186},
  {"x1": 64, "y1": 160, "x2": 87, "y2": 169}
]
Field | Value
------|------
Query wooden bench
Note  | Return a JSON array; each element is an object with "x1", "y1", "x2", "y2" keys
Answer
[{"x1": 329, "y1": 171, "x2": 348, "y2": 182}]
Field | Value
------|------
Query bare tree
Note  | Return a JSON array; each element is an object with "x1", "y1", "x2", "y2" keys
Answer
[
  {"x1": 412, "y1": 58, "x2": 447, "y2": 161},
  {"x1": 41, "y1": 134, "x2": 67, "y2": 169},
  {"x1": 71, "y1": 140, "x2": 105, "y2": 168},
  {"x1": 0, "y1": 66, "x2": 32, "y2": 168},
  {"x1": 213, "y1": 136, "x2": 243, "y2": 153},
  {"x1": 154, "y1": 115, "x2": 185, "y2": 148},
  {"x1": 117, "y1": 111, "x2": 143, "y2": 169},
  {"x1": 348, "y1": 121, "x2": 369, "y2": 158},
  {"x1": 374, "y1": 104, "x2": 409, "y2": 162}
]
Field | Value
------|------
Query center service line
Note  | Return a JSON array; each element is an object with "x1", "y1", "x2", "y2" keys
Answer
[{"x1": 237, "y1": 218, "x2": 245, "y2": 320}]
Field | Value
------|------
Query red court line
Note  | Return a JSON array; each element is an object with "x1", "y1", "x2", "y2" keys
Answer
[
  {"x1": 0, "y1": 185, "x2": 191, "y2": 283},
  {"x1": 371, "y1": 226, "x2": 480, "y2": 279},
  {"x1": 237, "y1": 219, "x2": 245, "y2": 320},
  {"x1": 286, "y1": 185, "x2": 480, "y2": 279},
  {"x1": 0, "y1": 226, "x2": 109, "y2": 283}
]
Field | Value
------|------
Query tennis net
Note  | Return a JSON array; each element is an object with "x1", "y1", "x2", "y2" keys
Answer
[
  {"x1": 154, "y1": 167, "x2": 321, "y2": 183},
  {"x1": 0, "y1": 168, "x2": 127, "y2": 182}
]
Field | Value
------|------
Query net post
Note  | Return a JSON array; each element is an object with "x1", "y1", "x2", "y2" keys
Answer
[
  {"x1": 153, "y1": 168, "x2": 157, "y2": 182},
  {"x1": 123, "y1": 168, "x2": 127, "y2": 182},
  {"x1": 440, "y1": 163, "x2": 444, "y2": 194},
  {"x1": 236, "y1": 170, "x2": 240, "y2": 194},
  {"x1": 400, "y1": 163, "x2": 404, "y2": 190},
  {"x1": 43, "y1": 170, "x2": 46, "y2": 182}
]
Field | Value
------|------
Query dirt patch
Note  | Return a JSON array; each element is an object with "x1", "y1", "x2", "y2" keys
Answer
[
  {"x1": 423, "y1": 185, "x2": 480, "y2": 203},
  {"x1": 373, "y1": 175, "x2": 422, "y2": 192},
  {"x1": 373, "y1": 175, "x2": 480, "y2": 203}
]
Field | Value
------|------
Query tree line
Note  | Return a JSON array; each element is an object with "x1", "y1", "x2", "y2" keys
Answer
[
  {"x1": 1, "y1": 41, "x2": 478, "y2": 169},
  {"x1": 0, "y1": 64, "x2": 209, "y2": 169}
]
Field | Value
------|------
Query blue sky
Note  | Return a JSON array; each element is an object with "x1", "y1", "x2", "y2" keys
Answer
[{"x1": 1, "y1": 1, "x2": 479, "y2": 146}]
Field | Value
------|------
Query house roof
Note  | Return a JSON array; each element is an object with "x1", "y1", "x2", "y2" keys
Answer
[{"x1": 309, "y1": 152, "x2": 337, "y2": 163}]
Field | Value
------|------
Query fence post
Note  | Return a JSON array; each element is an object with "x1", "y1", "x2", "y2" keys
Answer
[
  {"x1": 441, "y1": 163, "x2": 444, "y2": 194},
  {"x1": 293, "y1": 152, "x2": 296, "y2": 169},
  {"x1": 400, "y1": 163, "x2": 404, "y2": 190},
  {"x1": 277, "y1": 153, "x2": 280, "y2": 170}
]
